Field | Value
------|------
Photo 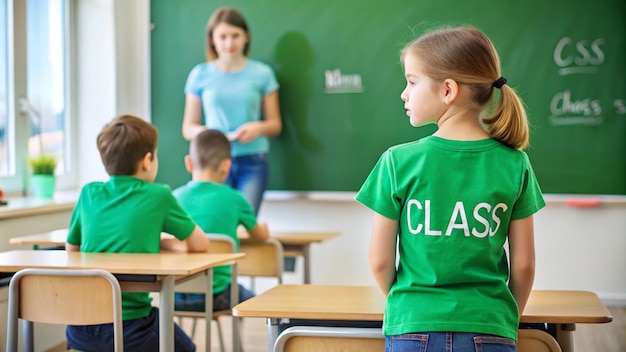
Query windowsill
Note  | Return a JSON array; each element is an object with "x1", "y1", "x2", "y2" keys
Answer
[{"x1": 0, "y1": 190, "x2": 79, "y2": 220}]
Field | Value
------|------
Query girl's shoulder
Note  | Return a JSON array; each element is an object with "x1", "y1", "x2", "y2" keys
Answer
[
  {"x1": 386, "y1": 136, "x2": 528, "y2": 162},
  {"x1": 387, "y1": 136, "x2": 431, "y2": 153}
]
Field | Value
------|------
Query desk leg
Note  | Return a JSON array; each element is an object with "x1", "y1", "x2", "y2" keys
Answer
[
  {"x1": 556, "y1": 323, "x2": 575, "y2": 352},
  {"x1": 267, "y1": 318, "x2": 280, "y2": 352},
  {"x1": 231, "y1": 263, "x2": 240, "y2": 352},
  {"x1": 160, "y1": 275, "x2": 175, "y2": 352},
  {"x1": 204, "y1": 268, "x2": 213, "y2": 352},
  {"x1": 302, "y1": 245, "x2": 311, "y2": 284}
]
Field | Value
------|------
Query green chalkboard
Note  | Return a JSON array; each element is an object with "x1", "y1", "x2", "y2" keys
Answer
[{"x1": 150, "y1": 0, "x2": 626, "y2": 195}]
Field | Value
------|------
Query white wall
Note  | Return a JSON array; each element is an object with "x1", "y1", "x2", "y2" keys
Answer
[
  {"x1": 75, "y1": 1, "x2": 626, "y2": 306},
  {"x1": 75, "y1": 0, "x2": 150, "y2": 185},
  {"x1": 532, "y1": 201, "x2": 626, "y2": 304}
]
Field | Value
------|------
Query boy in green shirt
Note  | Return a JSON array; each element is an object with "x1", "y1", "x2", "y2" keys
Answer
[
  {"x1": 65, "y1": 114, "x2": 209, "y2": 352},
  {"x1": 174, "y1": 129, "x2": 269, "y2": 312}
]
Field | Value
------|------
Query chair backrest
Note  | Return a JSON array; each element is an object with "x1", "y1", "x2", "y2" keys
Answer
[
  {"x1": 273, "y1": 326, "x2": 385, "y2": 352},
  {"x1": 207, "y1": 234, "x2": 237, "y2": 254},
  {"x1": 6, "y1": 268, "x2": 123, "y2": 351},
  {"x1": 239, "y1": 238, "x2": 284, "y2": 282},
  {"x1": 176, "y1": 235, "x2": 283, "y2": 294},
  {"x1": 517, "y1": 329, "x2": 562, "y2": 352}
]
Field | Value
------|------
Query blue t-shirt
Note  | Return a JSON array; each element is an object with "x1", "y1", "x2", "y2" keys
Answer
[{"x1": 184, "y1": 59, "x2": 279, "y2": 157}]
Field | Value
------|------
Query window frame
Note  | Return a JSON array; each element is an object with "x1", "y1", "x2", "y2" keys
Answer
[{"x1": 1, "y1": 0, "x2": 76, "y2": 195}]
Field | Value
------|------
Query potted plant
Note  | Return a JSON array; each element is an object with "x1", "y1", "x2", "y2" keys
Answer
[
  {"x1": 28, "y1": 153, "x2": 58, "y2": 198},
  {"x1": 20, "y1": 97, "x2": 58, "y2": 198}
]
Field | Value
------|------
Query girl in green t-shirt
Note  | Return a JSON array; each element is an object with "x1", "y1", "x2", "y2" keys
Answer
[{"x1": 356, "y1": 26, "x2": 545, "y2": 351}]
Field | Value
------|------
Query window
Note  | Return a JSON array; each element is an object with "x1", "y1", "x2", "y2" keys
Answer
[{"x1": 0, "y1": 0, "x2": 72, "y2": 194}]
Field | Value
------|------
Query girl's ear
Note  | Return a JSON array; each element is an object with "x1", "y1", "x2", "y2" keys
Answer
[{"x1": 441, "y1": 79, "x2": 459, "y2": 105}]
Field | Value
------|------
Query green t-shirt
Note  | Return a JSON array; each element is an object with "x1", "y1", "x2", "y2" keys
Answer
[
  {"x1": 67, "y1": 176, "x2": 197, "y2": 320},
  {"x1": 173, "y1": 181, "x2": 257, "y2": 294},
  {"x1": 355, "y1": 136, "x2": 545, "y2": 340}
]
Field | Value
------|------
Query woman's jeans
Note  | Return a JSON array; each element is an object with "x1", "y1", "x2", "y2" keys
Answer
[
  {"x1": 226, "y1": 154, "x2": 268, "y2": 214},
  {"x1": 386, "y1": 332, "x2": 516, "y2": 352},
  {"x1": 66, "y1": 307, "x2": 195, "y2": 352}
]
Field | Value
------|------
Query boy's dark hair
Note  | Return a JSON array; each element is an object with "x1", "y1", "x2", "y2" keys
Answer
[
  {"x1": 97, "y1": 115, "x2": 158, "y2": 175},
  {"x1": 190, "y1": 129, "x2": 231, "y2": 171}
]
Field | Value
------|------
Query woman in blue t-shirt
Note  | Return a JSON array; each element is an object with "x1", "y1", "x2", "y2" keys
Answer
[{"x1": 182, "y1": 7, "x2": 282, "y2": 214}]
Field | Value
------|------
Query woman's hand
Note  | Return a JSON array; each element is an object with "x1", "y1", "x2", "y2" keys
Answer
[{"x1": 231, "y1": 121, "x2": 264, "y2": 143}]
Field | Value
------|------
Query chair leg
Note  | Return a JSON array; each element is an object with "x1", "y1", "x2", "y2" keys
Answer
[
  {"x1": 215, "y1": 317, "x2": 244, "y2": 352},
  {"x1": 237, "y1": 318, "x2": 245, "y2": 352},
  {"x1": 190, "y1": 317, "x2": 198, "y2": 341},
  {"x1": 215, "y1": 318, "x2": 226, "y2": 352}
]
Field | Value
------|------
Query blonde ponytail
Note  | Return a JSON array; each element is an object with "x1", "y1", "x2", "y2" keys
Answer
[{"x1": 483, "y1": 84, "x2": 529, "y2": 149}]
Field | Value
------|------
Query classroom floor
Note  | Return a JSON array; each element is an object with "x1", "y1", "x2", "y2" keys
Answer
[
  {"x1": 180, "y1": 316, "x2": 266, "y2": 351},
  {"x1": 188, "y1": 307, "x2": 626, "y2": 352}
]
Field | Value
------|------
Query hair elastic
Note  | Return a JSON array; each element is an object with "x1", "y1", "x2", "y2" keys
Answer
[{"x1": 493, "y1": 77, "x2": 507, "y2": 89}]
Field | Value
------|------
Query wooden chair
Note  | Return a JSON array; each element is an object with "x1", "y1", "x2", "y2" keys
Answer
[
  {"x1": 273, "y1": 326, "x2": 385, "y2": 352},
  {"x1": 518, "y1": 329, "x2": 563, "y2": 352},
  {"x1": 6, "y1": 268, "x2": 123, "y2": 352},
  {"x1": 238, "y1": 237, "x2": 284, "y2": 291},
  {"x1": 175, "y1": 234, "x2": 284, "y2": 352}
]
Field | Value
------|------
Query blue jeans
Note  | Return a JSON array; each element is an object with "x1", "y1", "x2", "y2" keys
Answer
[
  {"x1": 226, "y1": 154, "x2": 268, "y2": 214},
  {"x1": 66, "y1": 307, "x2": 195, "y2": 352},
  {"x1": 174, "y1": 283, "x2": 256, "y2": 312},
  {"x1": 386, "y1": 332, "x2": 516, "y2": 352}
]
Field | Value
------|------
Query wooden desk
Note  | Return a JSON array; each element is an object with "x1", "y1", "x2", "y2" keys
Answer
[
  {"x1": 9, "y1": 229, "x2": 67, "y2": 249},
  {"x1": 521, "y1": 290, "x2": 614, "y2": 352},
  {"x1": 0, "y1": 249, "x2": 244, "y2": 352},
  {"x1": 11, "y1": 229, "x2": 341, "y2": 284},
  {"x1": 233, "y1": 285, "x2": 613, "y2": 352}
]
